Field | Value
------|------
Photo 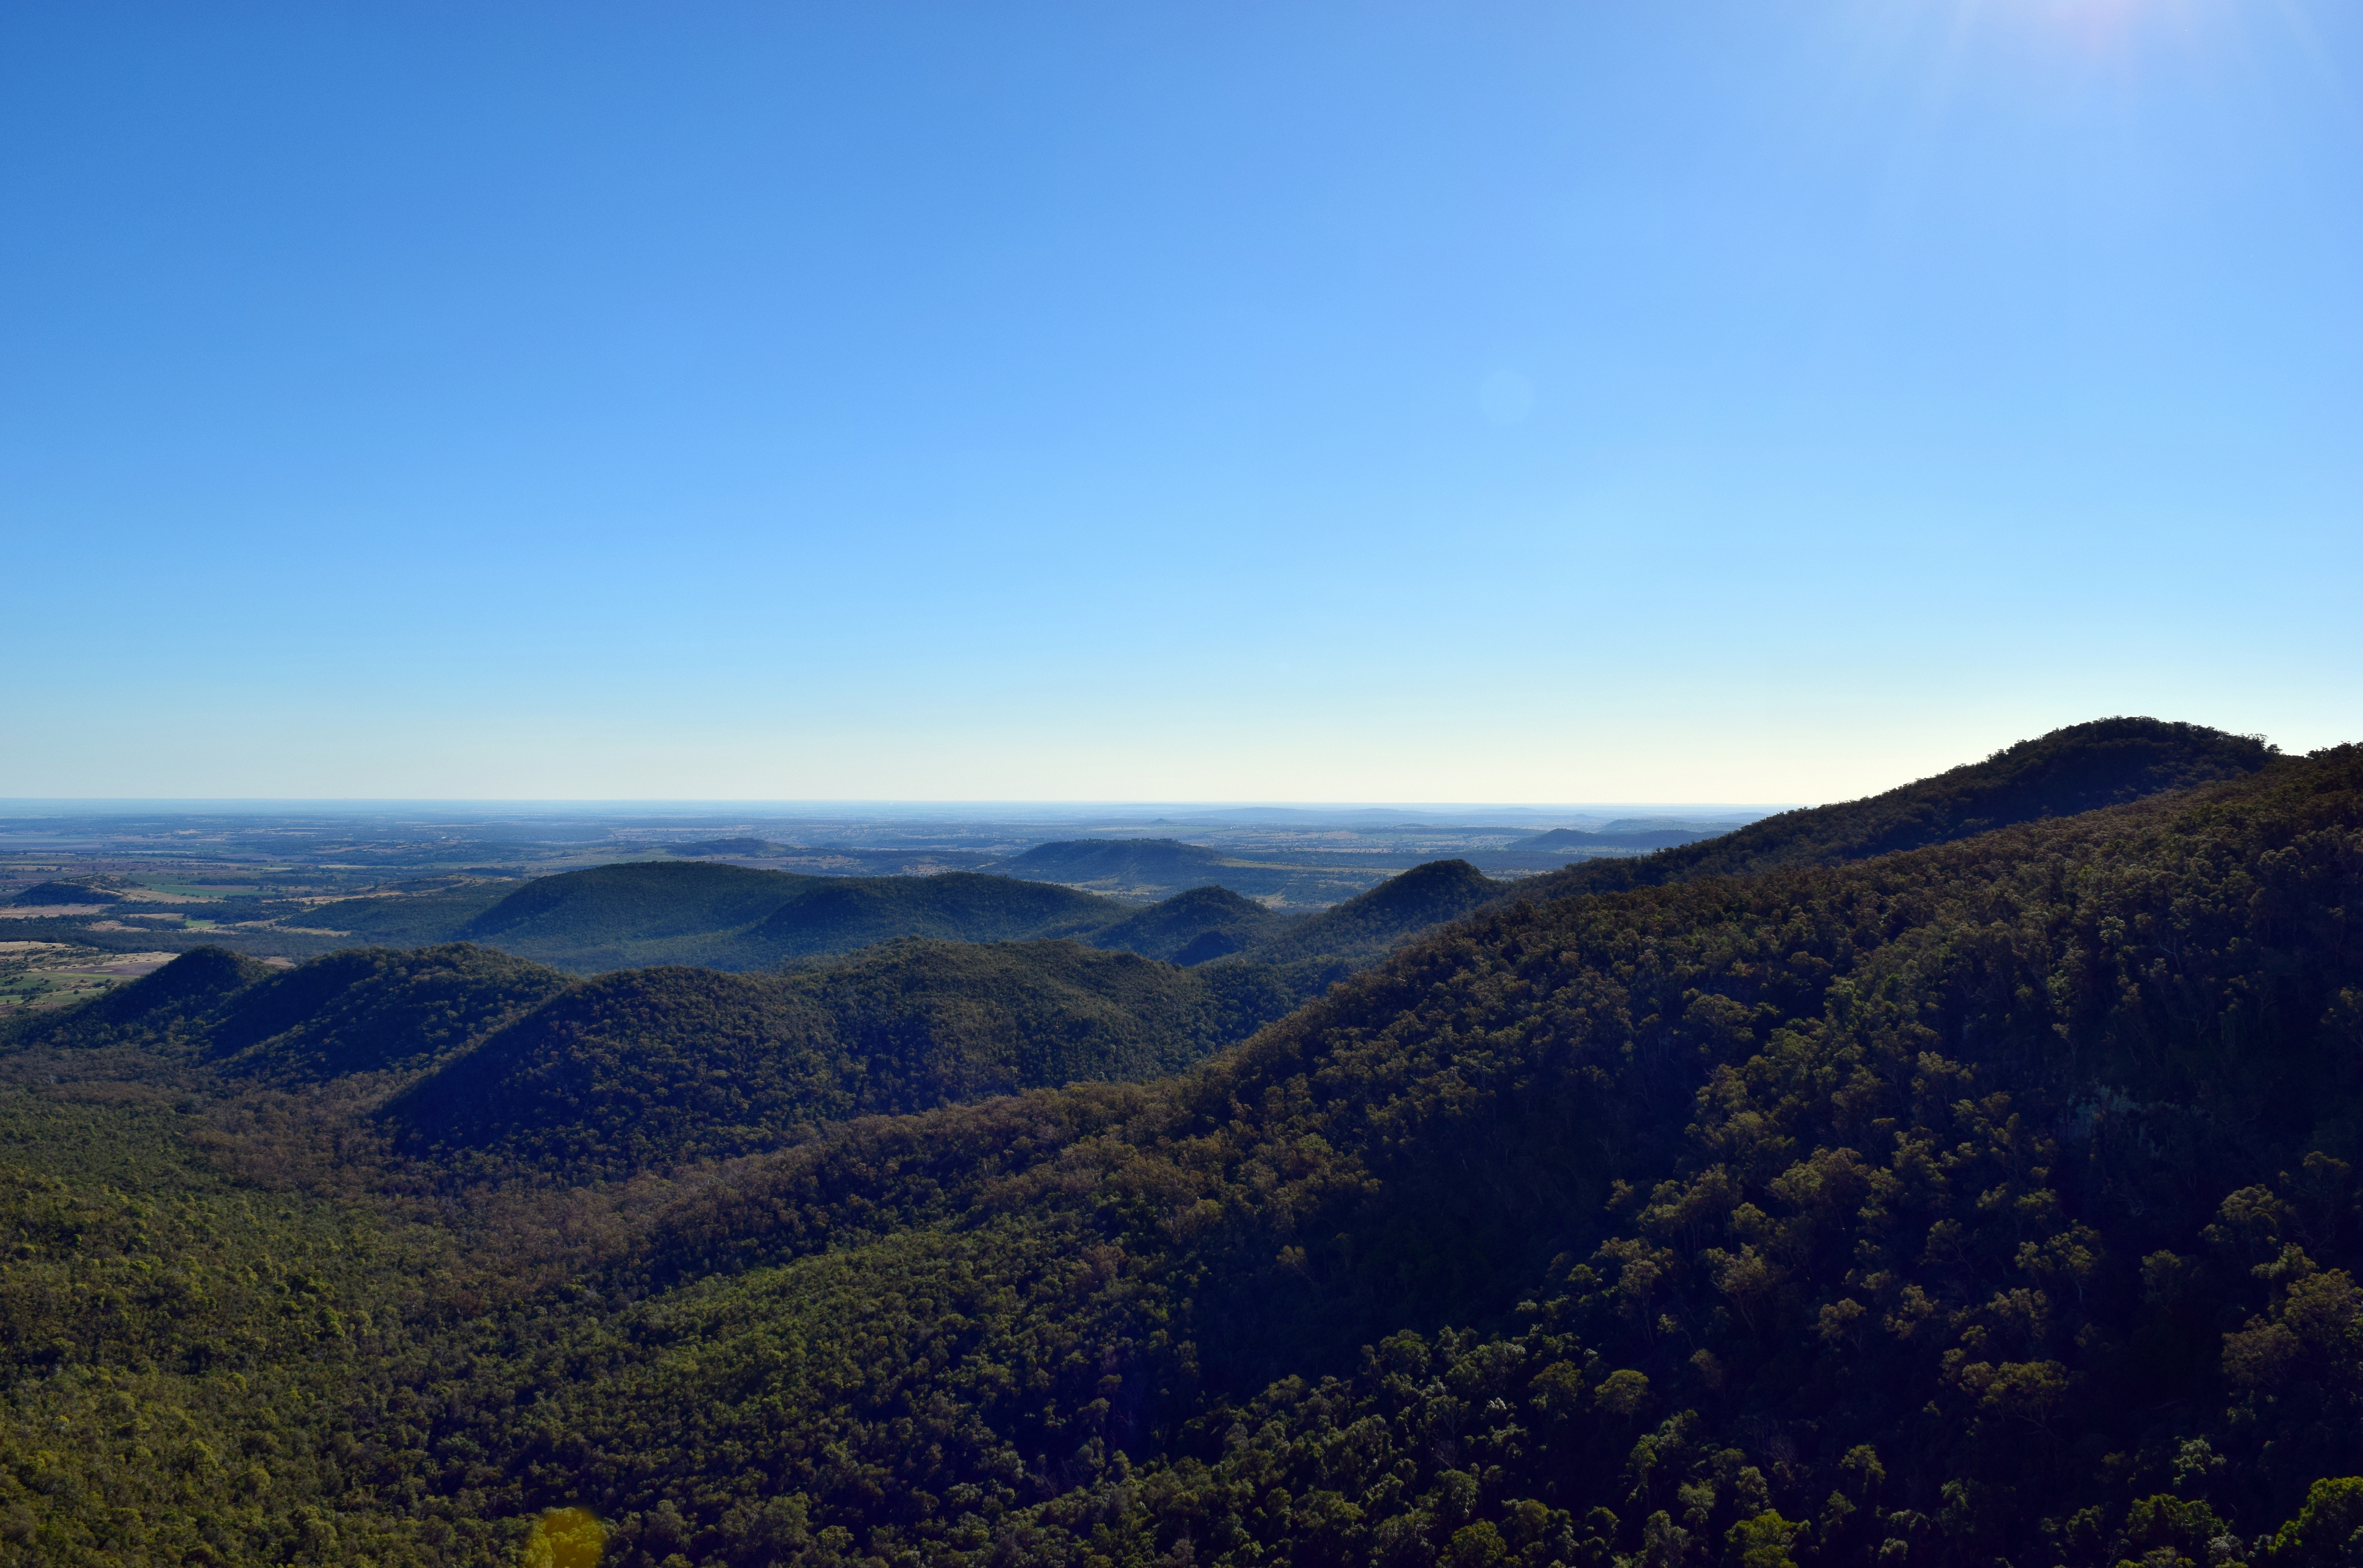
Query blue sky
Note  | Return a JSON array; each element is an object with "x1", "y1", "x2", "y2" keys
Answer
[{"x1": 4, "y1": 1, "x2": 2357, "y2": 803}]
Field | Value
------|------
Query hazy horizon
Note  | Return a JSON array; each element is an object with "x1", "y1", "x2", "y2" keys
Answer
[{"x1": 0, "y1": 798, "x2": 1785, "y2": 811}]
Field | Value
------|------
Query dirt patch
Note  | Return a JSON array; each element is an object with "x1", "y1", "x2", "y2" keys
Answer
[{"x1": 0, "y1": 905, "x2": 111, "y2": 918}]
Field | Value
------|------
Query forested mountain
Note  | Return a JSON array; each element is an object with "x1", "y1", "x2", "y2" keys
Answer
[
  {"x1": 1086, "y1": 884, "x2": 1294, "y2": 964},
  {"x1": 1515, "y1": 716, "x2": 2271, "y2": 901},
  {"x1": 386, "y1": 939, "x2": 1289, "y2": 1180},
  {"x1": 11, "y1": 934, "x2": 1296, "y2": 1182},
  {"x1": 194, "y1": 944, "x2": 574, "y2": 1082},
  {"x1": 5, "y1": 720, "x2": 2357, "y2": 1568},
  {"x1": 8, "y1": 941, "x2": 561, "y2": 1076},
  {"x1": 1226, "y1": 856, "x2": 1505, "y2": 975}
]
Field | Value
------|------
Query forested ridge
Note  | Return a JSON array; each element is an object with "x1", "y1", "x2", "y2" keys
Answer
[
  {"x1": 272, "y1": 839, "x2": 1505, "y2": 980},
  {"x1": 3, "y1": 719, "x2": 2359, "y2": 1568},
  {"x1": 1513, "y1": 718, "x2": 2272, "y2": 901},
  {"x1": 289, "y1": 863, "x2": 1135, "y2": 974},
  {"x1": 387, "y1": 938, "x2": 1295, "y2": 1181}
]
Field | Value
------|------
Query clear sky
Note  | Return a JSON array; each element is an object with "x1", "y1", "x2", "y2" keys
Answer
[{"x1": 4, "y1": 1, "x2": 2357, "y2": 805}]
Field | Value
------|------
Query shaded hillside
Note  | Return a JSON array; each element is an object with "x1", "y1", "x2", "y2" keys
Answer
[
  {"x1": 465, "y1": 861, "x2": 830, "y2": 950},
  {"x1": 383, "y1": 966, "x2": 844, "y2": 1175},
  {"x1": 4, "y1": 943, "x2": 272, "y2": 1049},
  {"x1": 7, "y1": 880, "x2": 122, "y2": 906},
  {"x1": 729, "y1": 871, "x2": 1122, "y2": 965},
  {"x1": 385, "y1": 938, "x2": 1276, "y2": 1178},
  {"x1": 200, "y1": 944, "x2": 572, "y2": 1081},
  {"x1": 10, "y1": 930, "x2": 1292, "y2": 1183},
  {"x1": 789, "y1": 938, "x2": 1246, "y2": 1089},
  {"x1": 1089, "y1": 884, "x2": 1296, "y2": 964},
  {"x1": 1229, "y1": 856, "x2": 1505, "y2": 976},
  {"x1": 358, "y1": 739, "x2": 2363, "y2": 1568},
  {"x1": 2, "y1": 942, "x2": 573, "y2": 1085},
  {"x1": 1513, "y1": 715, "x2": 2272, "y2": 902}
]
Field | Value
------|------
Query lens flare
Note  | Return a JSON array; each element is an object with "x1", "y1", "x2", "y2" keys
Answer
[{"x1": 523, "y1": 1507, "x2": 607, "y2": 1568}]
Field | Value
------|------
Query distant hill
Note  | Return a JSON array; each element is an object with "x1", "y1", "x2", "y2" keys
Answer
[
  {"x1": 466, "y1": 862, "x2": 806, "y2": 950},
  {"x1": 1089, "y1": 884, "x2": 1295, "y2": 964},
  {"x1": 728, "y1": 871, "x2": 1121, "y2": 965},
  {"x1": 289, "y1": 862, "x2": 1129, "y2": 972},
  {"x1": 1509, "y1": 715, "x2": 2274, "y2": 901},
  {"x1": 4, "y1": 943, "x2": 271, "y2": 1048},
  {"x1": 8, "y1": 880, "x2": 123, "y2": 906},
  {"x1": 10, "y1": 929, "x2": 1296, "y2": 1180},
  {"x1": 202, "y1": 944, "x2": 571, "y2": 1081},
  {"x1": 665, "y1": 836, "x2": 794, "y2": 857},
  {"x1": 1507, "y1": 825, "x2": 1717, "y2": 852},
  {"x1": 986, "y1": 837, "x2": 1234, "y2": 890},
  {"x1": 3, "y1": 942, "x2": 568, "y2": 1079},
  {"x1": 1226, "y1": 857, "x2": 1506, "y2": 993},
  {"x1": 272, "y1": 859, "x2": 1492, "y2": 985}
]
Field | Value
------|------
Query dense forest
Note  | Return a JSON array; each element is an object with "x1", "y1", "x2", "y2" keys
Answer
[{"x1": 4, "y1": 719, "x2": 2360, "y2": 1568}]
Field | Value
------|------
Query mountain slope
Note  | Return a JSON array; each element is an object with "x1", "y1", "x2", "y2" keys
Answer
[
  {"x1": 466, "y1": 861, "x2": 804, "y2": 947},
  {"x1": 1231, "y1": 856, "x2": 1505, "y2": 970},
  {"x1": 3, "y1": 942, "x2": 574, "y2": 1084},
  {"x1": 444, "y1": 740, "x2": 2363, "y2": 1568},
  {"x1": 4, "y1": 942, "x2": 272, "y2": 1050},
  {"x1": 201, "y1": 943, "x2": 572, "y2": 1081},
  {"x1": 1088, "y1": 884, "x2": 1297, "y2": 964},
  {"x1": 731, "y1": 872, "x2": 1122, "y2": 963},
  {"x1": 385, "y1": 938, "x2": 1266, "y2": 1177},
  {"x1": 1511, "y1": 715, "x2": 2272, "y2": 902}
]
